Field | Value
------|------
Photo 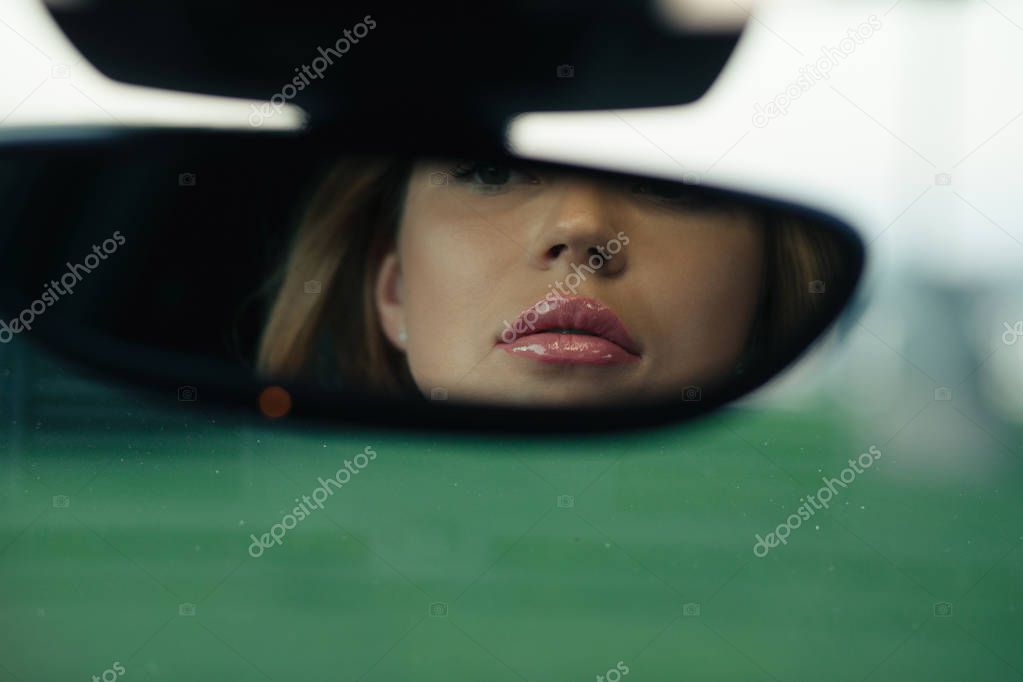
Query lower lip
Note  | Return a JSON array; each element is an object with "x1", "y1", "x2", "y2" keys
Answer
[{"x1": 497, "y1": 332, "x2": 640, "y2": 365}]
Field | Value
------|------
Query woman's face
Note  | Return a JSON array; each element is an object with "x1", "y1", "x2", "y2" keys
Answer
[{"x1": 375, "y1": 160, "x2": 765, "y2": 406}]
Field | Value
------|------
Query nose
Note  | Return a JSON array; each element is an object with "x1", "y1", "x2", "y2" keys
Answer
[{"x1": 527, "y1": 179, "x2": 627, "y2": 276}]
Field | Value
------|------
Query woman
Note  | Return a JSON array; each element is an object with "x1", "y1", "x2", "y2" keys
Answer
[{"x1": 258, "y1": 158, "x2": 844, "y2": 406}]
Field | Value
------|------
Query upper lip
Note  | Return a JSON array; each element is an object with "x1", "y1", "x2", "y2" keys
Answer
[{"x1": 498, "y1": 295, "x2": 641, "y2": 355}]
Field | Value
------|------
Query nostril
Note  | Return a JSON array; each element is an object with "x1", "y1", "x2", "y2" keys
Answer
[{"x1": 547, "y1": 244, "x2": 567, "y2": 260}]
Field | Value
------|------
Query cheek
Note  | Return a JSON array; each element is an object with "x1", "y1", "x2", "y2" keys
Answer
[
  {"x1": 692, "y1": 231, "x2": 763, "y2": 310},
  {"x1": 403, "y1": 217, "x2": 510, "y2": 315},
  {"x1": 640, "y1": 223, "x2": 763, "y2": 359},
  {"x1": 396, "y1": 201, "x2": 515, "y2": 374}
]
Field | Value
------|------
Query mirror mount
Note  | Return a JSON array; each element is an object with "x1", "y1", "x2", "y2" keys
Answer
[{"x1": 44, "y1": 1, "x2": 745, "y2": 134}]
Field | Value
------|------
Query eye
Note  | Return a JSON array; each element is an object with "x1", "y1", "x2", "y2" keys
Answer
[
  {"x1": 448, "y1": 161, "x2": 539, "y2": 193},
  {"x1": 630, "y1": 180, "x2": 720, "y2": 209}
]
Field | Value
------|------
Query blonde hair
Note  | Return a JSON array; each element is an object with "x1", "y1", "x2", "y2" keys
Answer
[
  {"x1": 258, "y1": 159, "x2": 414, "y2": 393},
  {"x1": 258, "y1": 159, "x2": 848, "y2": 391}
]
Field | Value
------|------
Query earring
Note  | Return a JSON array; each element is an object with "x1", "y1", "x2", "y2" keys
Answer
[{"x1": 397, "y1": 328, "x2": 408, "y2": 344}]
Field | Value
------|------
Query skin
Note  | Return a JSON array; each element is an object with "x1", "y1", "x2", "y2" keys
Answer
[{"x1": 375, "y1": 160, "x2": 765, "y2": 406}]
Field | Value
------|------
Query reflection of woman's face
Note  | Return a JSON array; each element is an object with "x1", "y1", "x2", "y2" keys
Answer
[{"x1": 375, "y1": 160, "x2": 764, "y2": 406}]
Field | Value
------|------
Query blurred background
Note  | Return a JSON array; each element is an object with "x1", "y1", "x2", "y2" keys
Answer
[{"x1": 1, "y1": 0, "x2": 1021, "y2": 680}]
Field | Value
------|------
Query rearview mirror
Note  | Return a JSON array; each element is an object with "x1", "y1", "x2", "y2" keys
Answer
[{"x1": 0, "y1": 128, "x2": 864, "y2": 432}]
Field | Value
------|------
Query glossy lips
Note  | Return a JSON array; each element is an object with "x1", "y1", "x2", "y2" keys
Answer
[{"x1": 497, "y1": 296, "x2": 641, "y2": 365}]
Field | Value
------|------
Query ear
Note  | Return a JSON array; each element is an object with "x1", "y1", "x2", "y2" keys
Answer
[{"x1": 375, "y1": 250, "x2": 407, "y2": 351}]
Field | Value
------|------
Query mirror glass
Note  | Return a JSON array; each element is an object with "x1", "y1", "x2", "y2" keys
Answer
[{"x1": 0, "y1": 133, "x2": 862, "y2": 417}]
